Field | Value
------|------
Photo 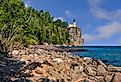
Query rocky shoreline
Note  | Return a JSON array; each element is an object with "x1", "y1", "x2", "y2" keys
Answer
[{"x1": 0, "y1": 45, "x2": 121, "y2": 82}]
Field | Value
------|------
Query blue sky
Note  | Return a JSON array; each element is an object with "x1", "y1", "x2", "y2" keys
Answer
[{"x1": 23, "y1": 0, "x2": 121, "y2": 45}]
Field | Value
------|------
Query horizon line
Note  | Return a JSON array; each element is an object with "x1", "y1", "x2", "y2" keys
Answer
[{"x1": 84, "y1": 44, "x2": 121, "y2": 46}]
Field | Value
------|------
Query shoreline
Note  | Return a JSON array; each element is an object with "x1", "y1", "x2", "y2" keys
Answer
[{"x1": 0, "y1": 45, "x2": 121, "y2": 82}]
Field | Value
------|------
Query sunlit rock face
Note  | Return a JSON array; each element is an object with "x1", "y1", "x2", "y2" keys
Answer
[{"x1": 68, "y1": 19, "x2": 84, "y2": 46}]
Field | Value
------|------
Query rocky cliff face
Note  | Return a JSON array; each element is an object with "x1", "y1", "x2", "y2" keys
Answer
[{"x1": 68, "y1": 20, "x2": 84, "y2": 46}]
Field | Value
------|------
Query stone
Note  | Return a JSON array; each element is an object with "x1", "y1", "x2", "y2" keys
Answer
[
  {"x1": 35, "y1": 58, "x2": 44, "y2": 64},
  {"x1": 112, "y1": 73, "x2": 121, "y2": 82},
  {"x1": 19, "y1": 50, "x2": 26, "y2": 55},
  {"x1": 84, "y1": 66, "x2": 96, "y2": 76},
  {"x1": 58, "y1": 63, "x2": 66, "y2": 70},
  {"x1": 74, "y1": 66, "x2": 84, "y2": 73},
  {"x1": 95, "y1": 76, "x2": 105, "y2": 82},
  {"x1": 53, "y1": 58, "x2": 63, "y2": 63},
  {"x1": 83, "y1": 78, "x2": 92, "y2": 82},
  {"x1": 20, "y1": 55, "x2": 30, "y2": 61},
  {"x1": 79, "y1": 66, "x2": 84, "y2": 72},
  {"x1": 74, "y1": 78, "x2": 85, "y2": 82},
  {"x1": 88, "y1": 76, "x2": 98, "y2": 82},
  {"x1": 70, "y1": 62, "x2": 79, "y2": 70},
  {"x1": 31, "y1": 70, "x2": 48, "y2": 77},
  {"x1": 105, "y1": 74, "x2": 114, "y2": 82},
  {"x1": 13, "y1": 78, "x2": 32, "y2": 82},
  {"x1": 108, "y1": 66, "x2": 121, "y2": 72},
  {"x1": 38, "y1": 78, "x2": 50, "y2": 82},
  {"x1": 35, "y1": 64, "x2": 49, "y2": 73},
  {"x1": 98, "y1": 60, "x2": 107, "y2": 68},
  {"x1": 74, "y1": 66, "x2": 80, "y2": 70},
  {"x1": 48, "y1": 76, "x2": 57, "y2": 81},
  {"x1": 83, "y1": 57, "x2": 92, "y2": 64},
  {"x1": 97, "y1": 65, "x2": 107, "y2": 76},
  {"x1": 36, "y1": 49, "x2": 43, "y2": 55},
  {"x1": 12, "y1": 50, "x2": 19, "y2": 55},
  {"x1": 49, "y1": 69, "x2": 63, "y2": 80},
  {"x1": 43, "y1": 42, "x2": 48, "y2": 46}
]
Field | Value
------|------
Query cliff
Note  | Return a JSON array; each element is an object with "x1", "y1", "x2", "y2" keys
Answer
[{"x1": 68, "y1": 20, "x2": 84, "y2": 46}]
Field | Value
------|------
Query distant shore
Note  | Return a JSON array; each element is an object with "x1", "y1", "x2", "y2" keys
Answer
[{"x1": 0, "y1": 45, "x2": 121, "y2": 82}]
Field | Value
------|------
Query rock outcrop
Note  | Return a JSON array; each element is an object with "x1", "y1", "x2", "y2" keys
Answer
[{"x1": 68, "y1": 19, "x2": 84, "y2": 46}]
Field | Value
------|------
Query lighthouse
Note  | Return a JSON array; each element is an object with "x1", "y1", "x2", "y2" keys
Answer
[{"x1": 68, "y1": 19, "x2": 84, "y2": 46}]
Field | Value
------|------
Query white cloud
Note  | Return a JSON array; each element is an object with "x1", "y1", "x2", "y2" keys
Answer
[
  {"x1": 25, "y1": 0, "x2": 31, "y2": 8},
  {"x1": 25, "y1": 3, "x2": 29, "y2": 8},
  {"x1": 84, "y1": 0, "x2": 121, "y2": 43},
  {"x1": 83, "y1": 34, "x2": 97, "y2": 42},
  {"x1": 88, "y1": 0, "x2": 101, "y2": 8},
  {"x1": 88, "y1": 0, "x2": 121, "y2": 21},
  {"x1": 53, "y1": 17, "x2": 64, "y2": 21},
  {"x1": 97, "y1": 22, "x2": 121, "y2": 38},
  {"x1": 83, "y1": 22, "x2": 121, "y2": 42},
  {"x1": 65, "y1": 10, "x2": 74, "y2": 18}
]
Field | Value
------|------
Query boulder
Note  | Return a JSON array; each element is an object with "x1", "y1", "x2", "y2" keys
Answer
[
  {"x1": 84, "y1": 66, "x2": 96, "y2": 76},
  {"x1": 34, "y1": 58, "x2": 44, "y2": 64},
  {"x1": 49, "y1": 68, "x2": 64, "y2": 79},
  {"x1": 112, "y1": 73, "x2": 121, "y2": 82},
  {"x1": 53, "y1": 58, "x2": 63, "y2": 63},
  {"x1": 74, "y1": 66, "x2": 84, "y2": 73},
  {"x1": 95, "y1": 76, "x2": 105, "y2": 82},
  {"x1": 13, "y1": 78, "x2": 32, "y2": 82},
  {"x1": 108, "y1": 66, "x2": 121, "y2": 72},
  {"x1": 79, "y1": 66, "x2": 84, "y2": 72},
  {"x1": 97, "y1": 65, "x2": 107, "y2": 76},
  {"x1": 31, "y1": 70, "x2": 48, "y2": 77},
  {"x1": 20, "y1": 55, "x2": 30, "y2": 61},
  {"x1": 35, "y1": 64, "x2": 49, "y2": 73},
  {"x1": 97, "y1": 59, "x2": 107, "y2": 68},
  {"x1": 74, "y1": 78, "x2": 85, "y2": 82},
  {"x1": 83, "y1": 57, "x2": 92, "y2": 64},
  {"x1": 43, "y1": 43, "x2": 48, "y2": 46},
  {"x1": 88, "y1": 76, "x2": 98, "y2": 82},
  {"x1": 12, "y1": 50, "x2": 19, "y2": 55},
  {"x1": 19, "y1": 50, "x2": 26, "y2": 55},
  {"x1": 48, "y1": 76, "x2": 57, "y2": 81},
  {"x1": 105, "y1": 74, "x2": 114, "y2": 82},
  {"x1": 36, "y1": 49, "x2": 44, "y2": 55}
]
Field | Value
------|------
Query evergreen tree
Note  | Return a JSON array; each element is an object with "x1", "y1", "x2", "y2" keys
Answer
[{"x1": 0, "y1": 0, "x2": 70, "y2": 52}]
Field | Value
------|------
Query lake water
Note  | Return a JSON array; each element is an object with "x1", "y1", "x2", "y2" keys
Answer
[{"x1": 72, "y1": 46, "x2": 121, "y2": 66}]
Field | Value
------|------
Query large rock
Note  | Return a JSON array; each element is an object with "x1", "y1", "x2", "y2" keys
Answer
[
  {"x1": 74, "y1": 66, "x2": 84, "y2": 73},
  {"x1": 105, "y1": 74, "x2": 114, "y2": 82},
  {"x1": 83, "y1": 57, "x2": 92, "y2": 64},
  {"x1": 19, "y1": 50, "x2": 26, "y2": 55},
  {"x1": 12, "y1": 50, "x2": 19, "y2": 55},
  {"x1": 95, "y1": 76, "x2": 105, "y2": 82},
  {"x1": 35, "y1": 64, "x2": 49, "y2": 73},
  {"x1": 20, "y1": 55, "x2": 30, "y2": 61},
  {"x1": 84, "y1": 66, "x2": 96, "y2": 76},
  {"x1": 53, "y1": 58, "x2": 63, "y2": 63},
  {"x1": 97, "y1": 65, "x2": 107, "y2": 76},
  {"x1": 108, "y1": 65, "x2": 121, "y2": 72},
  {"x1": 97, "y1": 59, "x2": 107, "y2": 68},
  {"x1": 112, "y1": 73, "x2": 121, "y2": 82},
  {"x1": 88, "y1": 76, "x2": 98, "y2": 82},
  {"x1": 13, "y1": 78, "x2": 32, "y2": 82}
]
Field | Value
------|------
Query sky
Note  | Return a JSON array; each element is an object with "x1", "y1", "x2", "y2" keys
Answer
[{"x1": 22, "y1": 0, "x2": 121, "y2": 45}]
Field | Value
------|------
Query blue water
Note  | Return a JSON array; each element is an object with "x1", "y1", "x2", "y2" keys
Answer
[{"x1": 72, "y1": 46, "x2": 121, "y2": 66}]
